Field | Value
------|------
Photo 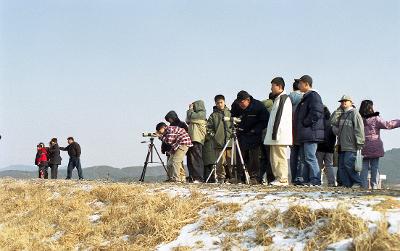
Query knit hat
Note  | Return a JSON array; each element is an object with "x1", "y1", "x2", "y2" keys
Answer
[{"x1": 271, "y1": 77, "x2": 285, "y2": 88}]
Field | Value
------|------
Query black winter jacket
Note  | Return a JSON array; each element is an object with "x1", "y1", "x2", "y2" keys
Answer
[
  {"x1": 317, "y1": 107, "x2": 336, "y2": 153},
  {"x1": 294, "y1": 91, "x2": 325, "y2": 144},
  {"x1": 231, "y1": 96, "x2": 269, "y2": 150},
  {"x1": 60, "y1": 142, "x2": 81, "y2": 158},
  {"x1": 47, "y1": 143, "x2": 62, "y2": 165}
]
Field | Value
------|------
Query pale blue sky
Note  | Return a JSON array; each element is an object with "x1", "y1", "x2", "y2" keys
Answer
[{"x1": 1, "y1": 0, "x2": 399, "y2": 168}]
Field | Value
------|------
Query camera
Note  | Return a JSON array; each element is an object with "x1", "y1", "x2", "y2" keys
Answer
[
  {"x1": 142, "y1": 132, "x2": 157, "y2": 137},
  {"x1": 224, "y1": 116, "x2": 242, "y2": 125}
]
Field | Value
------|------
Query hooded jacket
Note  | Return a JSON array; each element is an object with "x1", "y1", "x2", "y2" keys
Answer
[
  {"x1": 162, "y1": 111, "x2": 188, "y2": 154},
  {"x1": 361, "y1": 112, "x2": 400, "y2": 158},
  {"x1": 165, "y1": 111, "x2": 188, "y2": 132},
  {"x1": 264, "y1": 91, "x2": 293, "y2": 146},
  {"x1": 231, "y1": 96, "x2": 268, "y2": 150},
  {"x1": 293, "y1": 90, "x2": 325, "y2": 144},
  {"x1": 186, "y1": 100, "x2": 207, "y2": 144},
  {"x1": 207, "y1": 106, "x2": 232, "y2": 149},
  {"x1": 331, "y1": 107, "x2": 365, "y2": 152},
  {"x1": 289, "y1": 90, "x2": 303, "y2": 111}
]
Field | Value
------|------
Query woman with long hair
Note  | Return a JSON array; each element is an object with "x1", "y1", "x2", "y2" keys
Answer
[{"x1": 359, "y1": 100, "x2": 400, "y2": 189}]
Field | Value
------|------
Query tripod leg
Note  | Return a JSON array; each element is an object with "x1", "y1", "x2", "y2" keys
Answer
[
  {"x1": 139, "y1": 147, "x2": 152, "y2": 182},
  {"x1": 231, "y1": 138, "x2": 236, "y2": 182},
  {"x1": 153, "y1": 144, "x2": 169, "y2": 177},
  {"x1": 206, "y1": 140, "x2": 231, "y2": 183},
  {"x1": 235, "y1": 139, "x2": 250, "y2": 184}
]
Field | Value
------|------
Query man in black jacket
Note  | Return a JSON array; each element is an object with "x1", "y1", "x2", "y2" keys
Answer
[
  {"x1": 47, "y1": 138, "x2": 62, "y2": 179},
  {"x1": 231, "y1": 91, "x2": 269, "y2": 184},
  {"x1": 294, "y1": 75, "x2": 325, "y2": 186},
  {"x1": 60, "y1": 137, "x2": 83, "y2": 180}
]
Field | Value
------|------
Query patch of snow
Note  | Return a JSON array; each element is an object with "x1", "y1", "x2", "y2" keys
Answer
[
  {"x1": 386, "y1": 211, "x2": 400, "y2": 234},
  {"x1": 50, "y1": 231, "x2": 64, "y2": 242},
  {"x1": 155, "y1": 186, "x2": 400, "y2": 250},
  {"x1": 89, "y1": 214, "x2": 101, "y2": 223},
  {"x1": 120, "y1": 235, "x2": 130, "y2": 241},
  {"x1": 325, "y1": 238, "x2": 353, "y2": 251},
  {"x1": 79, "y1": 184, "x2": 93, "y2": 192},
  {"x1": 47, "y1": 192, "x2": 61, "y2": 201}
]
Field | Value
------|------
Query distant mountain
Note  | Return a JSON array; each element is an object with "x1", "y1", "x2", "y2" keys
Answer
[
  {"x1": 0, "y1": 165, "x2": 167, "y2": 181},
  {"x1": 380, "y1": 148, "x2": 400, "y2": 185},
  {"x1": 0, "y1": 165, "x2": 37, "y2": 172},
  {"x1": 2, "y1": 148, "x2": 398, "y2": 184}
]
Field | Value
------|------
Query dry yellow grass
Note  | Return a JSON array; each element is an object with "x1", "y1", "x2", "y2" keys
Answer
[
  {"x1": 373, "y1": 198, "x2": 400, "y2": 212},
  {"x1": 0, "y1": 179, "x2": 211, "y2": 250},
  {"x1": 200, "y1": 202, "x2": 242, "y2": 232},
  {"x1": 353, "y1": 221, "x2": 400, "y2": 251},
  {"x1": 305, "y1": 205, "x2": 368, "y2": 251},
  {"x1": 283, "y1": 205, "x2": 317, "y2": 230}
]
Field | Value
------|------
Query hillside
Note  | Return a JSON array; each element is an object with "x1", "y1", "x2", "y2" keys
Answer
[
  {"x1": 0, "y1": 179, "x2": 399, "y2": 250},
  {"x1": 0, "y1": 165, "x2": 167, "y2": 181},
  {"x1": 1, "y1": 148, "x2": 399, "y2": 185},
  {"x1": 381, "y1": 148, "x2": 400, "y2": 184}
]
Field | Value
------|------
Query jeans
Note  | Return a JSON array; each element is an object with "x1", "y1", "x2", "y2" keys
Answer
[
  {"x1": 316, "y1": 152, "x2": 336, "y2": 186},
  {"x1": 300, "y1": 143, "x2": 321, "y2": 185},
  {"x1": 290, "y1": 145, "x2": 303, "y2": 183},
  {"x1": 67, "y1": 157, "x2": 83, "y2": 179},
  {"x1": 338, "y1": 151, "x2": 361, "y2": 187},
  {"x1": 360, "y1": 158, "x2": 380, "y2": 189}
]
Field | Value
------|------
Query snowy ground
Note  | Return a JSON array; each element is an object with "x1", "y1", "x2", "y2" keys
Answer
[{"x1": 151, "y1": 184, "x2": 400, "y2": 251}]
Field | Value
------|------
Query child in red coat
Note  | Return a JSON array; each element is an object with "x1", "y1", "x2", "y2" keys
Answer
[{"x1": 35, "y1": 143, "x2": 49, "y2": 179}]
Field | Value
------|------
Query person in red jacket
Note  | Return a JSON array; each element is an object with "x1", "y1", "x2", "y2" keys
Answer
[{"x1": 35, "y1": 143, "x2": 49, "y2": 179}]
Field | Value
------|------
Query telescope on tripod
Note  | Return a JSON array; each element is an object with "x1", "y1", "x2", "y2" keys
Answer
[
  {"x1": 205, "y1": 117, "x2": 250, "y2": 184},
  {"x1": 139, "y1": 132, "x2": 168, "y2": 182}
]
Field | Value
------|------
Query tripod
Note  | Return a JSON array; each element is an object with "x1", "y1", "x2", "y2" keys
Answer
[
  {"x1": 139, "y1": 137, "x2": 168, "y2": 182},
  {"x1": 205, "y1": 128, "x2": 250, "y2": 184}
]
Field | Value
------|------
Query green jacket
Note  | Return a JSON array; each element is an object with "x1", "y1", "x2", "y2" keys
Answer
[
  {"x1": 186, "y1": 100, "x2": 207, "y2": 144},
  {"x1": 202, "y1": 135, "x2": 216, "y2": 166},
  {"x1": 207, "y1": 106, "x2": 232, "y2": 149},
  {"x1": 331, "y1": 107, "x2": 365, "y2": 152}
]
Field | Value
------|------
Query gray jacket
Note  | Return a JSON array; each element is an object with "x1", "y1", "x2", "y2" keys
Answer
[{"x1": 330, "y1": 107, "x2": 365, "y2": 152}]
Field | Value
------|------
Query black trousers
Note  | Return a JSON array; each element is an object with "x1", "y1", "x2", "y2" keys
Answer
[
  {"x1": 49, "y1": 164, "x2": 58, "y2": 179},
  {"x1": 237, "y1": 146, "x2": 260, "y2": 181},
  {"x1": 38, "y1": 165, "x2": 48, "y2": 179},
  {"x1": 187, "y1": 142, "x2": 204, "y2": 182},
  {"x1": 260, "y1": 145, "x2": 275, "y2": 183},
  {"x1": 67, "y1": 157, "x2": 83, "y2": 179}
]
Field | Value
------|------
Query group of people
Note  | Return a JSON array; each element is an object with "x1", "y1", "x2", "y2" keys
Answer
[
  {"x1": 155, "y1": 75, "x2": 400, "y2": 189},
  {"x1": 35, "y1": 137, "x2": 83, "y2": 180}
]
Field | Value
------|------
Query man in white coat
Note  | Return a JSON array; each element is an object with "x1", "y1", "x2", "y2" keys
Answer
[{"x1": 264, "y1": 77, "x2": 293, "y2": 186}]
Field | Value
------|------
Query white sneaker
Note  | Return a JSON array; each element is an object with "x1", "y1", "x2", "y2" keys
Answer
[{"x1": 270, "y1": 180, "x2": 288, "y2": 186}]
